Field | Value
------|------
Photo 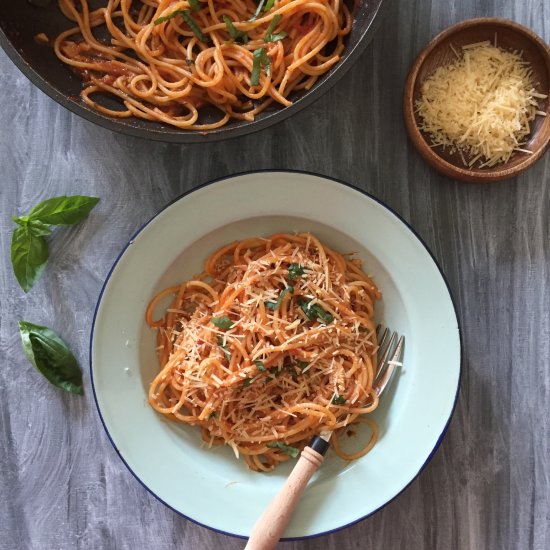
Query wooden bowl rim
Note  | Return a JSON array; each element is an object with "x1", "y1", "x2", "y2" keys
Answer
[{"x1": 403, "y1": 17, "x2": 550, "y2": 183}]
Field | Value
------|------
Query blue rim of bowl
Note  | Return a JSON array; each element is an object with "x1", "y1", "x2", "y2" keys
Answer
[{"x1": 89, "y1": 169, "x2": 463, "y2": 540}]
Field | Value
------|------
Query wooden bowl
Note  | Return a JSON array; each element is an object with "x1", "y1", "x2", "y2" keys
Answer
[{"x1": 403, "y1": 18, "x2": 550, "y2": 182}]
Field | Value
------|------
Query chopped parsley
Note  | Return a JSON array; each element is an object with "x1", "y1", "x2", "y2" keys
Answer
[
  {"x1": 264, "y1": 0, "x2": 276, "y2": 11},
  {"x1": 267, "y1": 441, "x2": 299, "y2": 458},
  {"x1": 298, "y1": 298, "x2": 334, "y2": 324},
  {"x1": 265, "y1": 285, "x2": 293, "y2": 310},
  {"x1": 211, "y1": 316, "x2": 234, "y2": 330},
  {"x1": 188, "y1": 0, "x2": 201, "y2": 10},
  {"x1": 332, "y1": 395, "x2": 346, "y2": 405}
]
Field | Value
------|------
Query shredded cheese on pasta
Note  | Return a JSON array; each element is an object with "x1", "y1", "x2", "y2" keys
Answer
[{"x1": 146, "y1": 233, "x2": 381, "y2": 471}]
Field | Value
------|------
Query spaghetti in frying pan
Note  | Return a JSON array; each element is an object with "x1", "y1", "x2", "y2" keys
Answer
[{"x1": 51, "y1": 0, "x2": 354, "y2": 129}]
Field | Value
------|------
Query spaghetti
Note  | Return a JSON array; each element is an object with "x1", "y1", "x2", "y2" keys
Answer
[
  {"x1": 51, "y1": 0, "x2": 353, "y2": 130},
  {"x1": 147, "y1": 233, "x2": 382, "y2": 471}
]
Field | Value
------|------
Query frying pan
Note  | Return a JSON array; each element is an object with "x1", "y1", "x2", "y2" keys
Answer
[{"x1": 0, "y1": 0, "x2": 388, "y2": 143}]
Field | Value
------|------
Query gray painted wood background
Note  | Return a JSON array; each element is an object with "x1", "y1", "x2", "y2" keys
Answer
[{"x1": 1, "y1": 0, "x2": 549, "y2": 548}]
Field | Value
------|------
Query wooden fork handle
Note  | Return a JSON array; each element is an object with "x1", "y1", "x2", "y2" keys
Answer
[{"x1": 244, "y1": 445, "x2": 325, "y2": 550}]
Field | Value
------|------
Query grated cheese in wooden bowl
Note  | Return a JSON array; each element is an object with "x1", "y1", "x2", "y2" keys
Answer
[{"x1": 415, "y1": 41, "x2": 548, "y2": 168}]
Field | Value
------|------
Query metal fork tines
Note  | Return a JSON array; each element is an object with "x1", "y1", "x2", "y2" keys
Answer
[{"x1": 374, "y1": 325, "x2": 405, "y2": 396}]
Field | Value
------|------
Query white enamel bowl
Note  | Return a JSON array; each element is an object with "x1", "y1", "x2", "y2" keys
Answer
[{"x1": 90, "y1": 171, "x2": 461, "y2": 539}]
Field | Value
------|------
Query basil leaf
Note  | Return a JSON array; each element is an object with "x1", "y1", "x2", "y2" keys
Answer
[
  {"x1": 266, "y1": 32, "x2": 287, "y2": 43},
  {"x1": 332, "y1": 395, "x2": 346, "y2": 405},
  {"x1": 251, "y1": 48, "x2": 262, "y2": 86},
  {"x1": 18, "y1": 321, "x2": 83, "y2": 395},
  {"x1": 154, "y1": 9, "x2": 186, "y2": 25},
  {"x1": 27, "y1": 219, "x2": 53, "y2": 237},
  {"x1": 260, "y1": 48, "x2": 271, "y2": 76},
  {"x1": 265, "y1": 285, "x2": 293, "y2": 310},
  {"x1": 264, "y1": 0, "x2": 275, "y2": 11},
  {"x1": 298, "y1": 298, "x2": 334, "y2": 324},
  {"x1": 248, "y1": 0, "x2": 266, "y2": 21},
  {"x1": 28, "y1": 196, "x2": 99, "y2": 226},
  {"x1": 264, "y1": 14, "x2": 287, "y2": 42},
  {"x1": 211, "y1": 316, "x2": 234, "y2": 330},
  {"x1": 287, "y1": 263, "x2": 306, "y2": 281},
  {"x1": 267, "y1": 441, "x2": 299, "y2": 458},
  {"x1": 188, "y1": 0, "x2": 201, "y2": 11},
  {"x1": 254, "y1": 360, "x2": 266, "y2": 372},
  {"x1": 11, "y1": 223, "x2": 49, "y2": 293},
  {"x1": 181, "y1": 10, "x2": 208, "y2": 42},
  {"x1": 154, "y1": 9, "x2": 207, "y2": 42},
  {"x1": 13, "y1": 217, "x2": 53, "y2": 237},
  {"x1": 296, "y1": 360, "x2": 309, "y2": 371},
  {"x1": 12, "y1": 215, "x2": 29, "y2": 228},
  {"x1": 216, "y1": 335, "x2": 231, "y2": 360},
  {"x1": 251, "y1": 47, "x2": 270, "y2": 85},
  {"x1": 223, "y1": 16, "x2": 249, "y2": 44}
]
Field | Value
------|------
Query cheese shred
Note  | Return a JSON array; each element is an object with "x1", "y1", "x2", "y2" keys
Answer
[
  {"x1": 146, "y1": 233, "x2": 381, "y2": 472},
  {"x1": 416, "y1": 41, "x2": 548, "y2": 167}
]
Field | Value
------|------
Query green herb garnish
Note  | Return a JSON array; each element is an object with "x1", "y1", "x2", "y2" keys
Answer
[
  {"x1": 11, "y1": 196, "x2": 99, "y2": 292},
  {"x1": 216, "y1": 335, "x2": 231, "y2": 360},
  {"x1": 264, "y1": 14, "x2": 287, "y2": 42},
  {"x1": 211, "y1": 316, "x2": 234, "y2": 330},
  {"x1": 295, "y1": 360, "x2": 309, "y2": 371},
  {"x1": 155, "y1": 9, "x2": 207, "y2": 42},
  {"x1": 254, "y1": 360, "x2": 267, "y2": 372},
  {"x1": 188, "y1": 0, "x2": 201, "y2": 11},
  {"x1": 264, "y1": 0, "x2": 276, "y2": 11},
  {"x1": 251, "y1": 47, "x2": 270, "y2": 86},
  {"x1": 332, "y1": 395, "x2": 346, "y2": 405},
  {"x1": 18, "y1": 321, "x2": 83, "y2": 395},
  {"x1": 265, "y1": 285, "x2": 293, "y2": 310},
  {"x1": 182, "y1": 10, "x2": 207, "y2": 41},
  {"x1": 266, "y1": 441, "x2": 299, "y2": 458},
  {"x1": 154, "y1": 9, "x2": 186, "y2": 25},
  {"x1": 248, "y1": 0, "x2": 266, "y2": 21},
  {"x1": 241, "y1": 378, "x2": 253, "y2": 388},
  {"x1": 298, "y1": 298, "x2": 334, "y2": 324},
  {"x1": 287, "y1": 263, "x2": 306, "y2": 281},
  {"x1": 209, "y1": 411, "x2": 217, "y2": 419},
  {"x1": 223, "y1": 16, "x2": 249, "y2": 43}
]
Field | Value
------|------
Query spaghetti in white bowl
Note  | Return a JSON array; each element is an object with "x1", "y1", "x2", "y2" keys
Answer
[{"x1": 91, "y1": 171, "x2": 461, "y2": 539}]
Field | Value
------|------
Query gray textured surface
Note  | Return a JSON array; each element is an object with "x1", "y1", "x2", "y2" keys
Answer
[{"x1": 1, "y1": 0, "x2": 549, "y2": 549}]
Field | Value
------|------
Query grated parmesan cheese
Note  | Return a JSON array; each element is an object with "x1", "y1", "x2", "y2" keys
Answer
[{"x1": 416, "y1": 41, "x2": 548, "y2": 167}]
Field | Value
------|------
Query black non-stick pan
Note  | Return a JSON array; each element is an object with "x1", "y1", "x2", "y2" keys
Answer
[{"x1": 0, "y1": 0, "x2": 388, "y2": 143}]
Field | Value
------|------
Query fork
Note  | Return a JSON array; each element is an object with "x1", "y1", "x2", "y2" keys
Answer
[{"x1": 244, "y1": 327, "x2": 405, "y2": 550}]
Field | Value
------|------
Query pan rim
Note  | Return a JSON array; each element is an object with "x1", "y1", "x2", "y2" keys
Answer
[{"x1": 0, "y1": 0, "x2": 389, "y2": 143}]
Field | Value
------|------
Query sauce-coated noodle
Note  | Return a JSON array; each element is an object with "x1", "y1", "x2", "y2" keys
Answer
[
  {"x1": 52, "y1": 1, "x2": 353, "y2": 129},
  {"x1": 147, "y1": 233, "x2": 380, "y2": 471}
]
